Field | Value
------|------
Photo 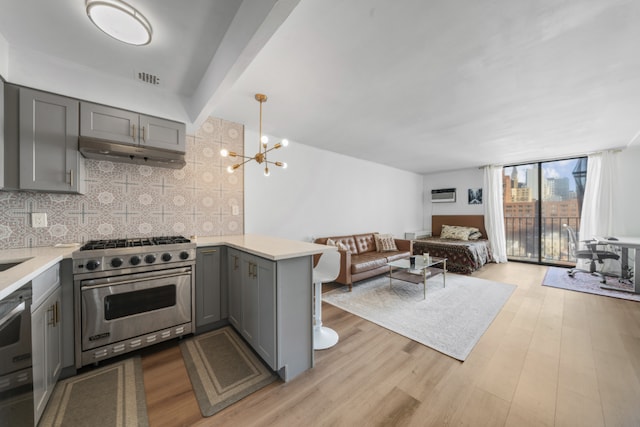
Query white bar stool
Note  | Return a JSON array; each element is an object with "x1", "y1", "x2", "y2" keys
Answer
[{"x1": 313, "y1": 250, "x2": 340, "y2": 350}]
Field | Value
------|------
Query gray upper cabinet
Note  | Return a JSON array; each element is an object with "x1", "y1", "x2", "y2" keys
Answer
[
  {"x1": 80, "y1": 102, "x2": 185, "y2": 152},
  {"x1": 3, "y1": 85, "x2": 85, "y2": 194},
  {"x1": 79, "y1": 102, "x2": 139, "y2": 146},
  {"x1": 139, "y1": 114, "x2": 186, "y2": 152}
]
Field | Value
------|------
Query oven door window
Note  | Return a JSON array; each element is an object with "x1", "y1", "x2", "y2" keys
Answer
[
  {"x1": 0, "y1": 306, "x2": 23, "y2": 347},
  {"x1": 104, "y1": 285, "x2": 176, "y2": 320}
]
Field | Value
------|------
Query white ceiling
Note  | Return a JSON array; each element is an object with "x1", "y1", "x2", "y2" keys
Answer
[{"x1": 2, "y1": 0, "x2": 640, "y2": 174}]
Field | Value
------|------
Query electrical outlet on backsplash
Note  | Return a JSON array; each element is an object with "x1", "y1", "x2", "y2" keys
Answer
[{"x1": 0, "y1": 117, "x2": 245, "y2": 249}]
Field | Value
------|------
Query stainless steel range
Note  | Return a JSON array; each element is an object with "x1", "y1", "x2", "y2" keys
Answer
[{"x1": 72, "y1": 236, "x2": 195, "y2": 368}]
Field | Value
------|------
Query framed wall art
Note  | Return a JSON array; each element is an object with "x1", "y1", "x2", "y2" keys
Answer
[{"x1": 468, "y1": 188, "x2": 482, "y2": 204}]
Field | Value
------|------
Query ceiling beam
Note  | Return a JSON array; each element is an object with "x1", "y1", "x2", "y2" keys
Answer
[{"x1": 184, "y1": 0, "x2": 301, "y2": 133}]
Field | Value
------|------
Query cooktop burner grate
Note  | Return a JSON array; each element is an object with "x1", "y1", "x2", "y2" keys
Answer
[{"x1": 153, "y1": 236, "x2": 191, "y2": 245}]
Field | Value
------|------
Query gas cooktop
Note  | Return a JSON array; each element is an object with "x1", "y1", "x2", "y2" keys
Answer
[
  {"x1": 79, "y1": 236, "x2": 191, "y2": 251},
  {"x1": 73, "y1": 235, "x2": 196, "y2": 274}
]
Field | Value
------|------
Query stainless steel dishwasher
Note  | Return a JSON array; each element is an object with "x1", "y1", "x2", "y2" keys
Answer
[{"x1": 0, "y1": 283, "x2": 34, "y2": 426}]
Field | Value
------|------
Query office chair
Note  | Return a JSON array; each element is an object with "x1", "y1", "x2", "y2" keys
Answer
[{"x1": 563, "y1": 224, "x2": 620, "y2": 284}]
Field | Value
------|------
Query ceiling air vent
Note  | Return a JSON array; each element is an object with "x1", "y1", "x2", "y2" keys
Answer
[{"x1": 135, "y1": 71, "x2": 160, "y2": 86}]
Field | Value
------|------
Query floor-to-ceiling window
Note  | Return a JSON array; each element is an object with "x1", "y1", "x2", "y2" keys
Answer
[{"x1": 503, "y1": 157, "x2": 587, "y2": 265}]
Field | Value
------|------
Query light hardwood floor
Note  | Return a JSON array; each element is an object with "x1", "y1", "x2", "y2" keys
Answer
[{"x1": 142, "y1": 262, "x2": 640, "y2": 426}]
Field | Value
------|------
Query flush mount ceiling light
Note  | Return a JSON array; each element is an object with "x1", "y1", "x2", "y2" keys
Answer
[
  {"x1": 221, "y1": 94, "x2": 288, "y2": 177},
  {"x1": 86, "y1": 0, "x2": 152, "y2": 46}
]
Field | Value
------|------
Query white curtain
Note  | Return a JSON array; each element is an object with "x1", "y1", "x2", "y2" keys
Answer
[
  {"x1": 483, "y1": 165, "x2": 508, "y2": 263},
  {"x1": 577, "y1": 151, "x2": 619, "y2": 271}
]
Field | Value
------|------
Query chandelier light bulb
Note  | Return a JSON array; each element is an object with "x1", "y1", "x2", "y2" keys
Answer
[
  {"x1": 282, "y1": 162, "x2": 288, "y2": 169},
  {"x1": 226, "y1": 165, "x2": 234, "y2": 174},
  {"x1": 261, "y1": 135, "x2": 269, "y2": 145},
  {"x1": 281, "y1": 139, "x2": 289, "y2": 147},
  {"x1": 264, "y1": 167, "x2": 270, "y2": 177},
  {"x1": 220, "y1": 148, "x2": 229, "y2": 157}
]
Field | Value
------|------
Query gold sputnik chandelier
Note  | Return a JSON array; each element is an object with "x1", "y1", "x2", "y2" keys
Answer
[{"x1": 220, "y1": 93, "x2": 288, "y2": 177}]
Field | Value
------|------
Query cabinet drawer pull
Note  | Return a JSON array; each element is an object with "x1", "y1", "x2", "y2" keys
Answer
[
  {"x1": 132, "y1": 124, "x2": 136, "y2": 140},
  {"x1": 201, "y1": 250, "x2": 217, "y2": 254},
  {"x1": 54, "y1": 301, "x2": 60, "y2": 326},
  {"x1": 69, "y1": 169, "x2": 74, "y2": 187},
  {"x1": 250, "y1": 262, "x2": 257, "y2": 278},
  {"x1": 47, "y1": 304, "x2": 55, "y2": 326},
  {"x1": 142, "y1": 126, "x2": 146, "y2": 142}
]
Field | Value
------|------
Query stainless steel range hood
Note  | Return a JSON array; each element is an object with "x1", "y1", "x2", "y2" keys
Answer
[{"x1": 79, "y1": 138, "x2": 186, "y2": 169}]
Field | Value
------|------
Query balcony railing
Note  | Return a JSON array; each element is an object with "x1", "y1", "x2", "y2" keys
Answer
[{"x1": 505, "y1": 216, "x2": 580, "y2": 264}]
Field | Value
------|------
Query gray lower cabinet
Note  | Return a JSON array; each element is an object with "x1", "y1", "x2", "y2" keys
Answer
[
  {"x1": 202, "y1": 246, "x2": 313, "y2": 382},
  {"x1": 227, "y1": 248, "x2": 276, "y2": 367},
  {"x1": 195, "y1": 247, "x2": 227, "y2": 332},
  {"x1": 3, "y1": 85, "x2": 85, "y2": 193},
  {"x1": 80, "y1": 102, "x2": 186, "y2": 152},
  {"x1": 31, "y1": 265, "x2": 62, "y2": 424},
  {"x1": 227, "y1": 248, "x2": 242, "y2": 330},
  {"x1": 240, "y1": 254, "x2": 276, "y2": 368},
  {"x1": 59, "y1": 259, "x2": 76, "y2": 377}
]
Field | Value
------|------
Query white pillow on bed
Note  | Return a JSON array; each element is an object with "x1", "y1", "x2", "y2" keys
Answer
[{"x1": 440, "y1": 225, "x2": 480, "y2": 240}]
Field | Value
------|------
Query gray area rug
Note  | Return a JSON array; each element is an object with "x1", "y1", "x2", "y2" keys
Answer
[
  {"x1": 40, "y1": 357, "x2": 148, "y2": 427},
  {"x1": 323, "y1": 274, "x2": 516, "y2": 361},
  {"x1": 180, "y1": 326, "x2": 278, "y2": 417},
  {"x1": 543, "y1": 266, "x2": 640, "y2": 302}
]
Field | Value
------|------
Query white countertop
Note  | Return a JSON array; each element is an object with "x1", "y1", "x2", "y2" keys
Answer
[
  {"x1": 195, "y1": 234, "x2": 335, "y2": 260},
  {"x1": 0, "y1": 245, "x2": 78, "y2": 300},
  {"x1": 0, "y1": 234, "x2": 333, "y2": 300}
]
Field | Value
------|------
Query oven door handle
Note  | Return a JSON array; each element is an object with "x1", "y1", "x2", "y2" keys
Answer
[
  {"x1": 0, "y1": 301, "x2": 26, "y2": 330},
  {"x1": 81, "y1": 268, "x2": 191, "y2": 290}
]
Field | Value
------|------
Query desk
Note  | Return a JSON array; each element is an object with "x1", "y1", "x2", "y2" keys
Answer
[{"x1": 594, "y1": 236, "x2": 640, "y2": 294}]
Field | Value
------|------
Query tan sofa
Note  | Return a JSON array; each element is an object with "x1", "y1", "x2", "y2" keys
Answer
[{"x1": 314, "y1": 233, "x2": 412, "y2": 291}]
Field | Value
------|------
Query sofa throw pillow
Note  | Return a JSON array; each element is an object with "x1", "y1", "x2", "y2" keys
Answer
[
  {"x1": 326, "y1": 238, "x2": 349, "y2": 252},
  {"x1": 440, "y1": 225, "x2": 474, "y2": 240},
  {"x1": 374, "y1": 233, "x2": 398, "y2": 252}
]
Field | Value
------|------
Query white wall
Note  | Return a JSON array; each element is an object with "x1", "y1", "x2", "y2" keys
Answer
[
  {"x1": 244, "y1": 129, "x2": 424, "y2": 242},
  {"x1": 615, "y1": 144, "x2": 640, "y2": 236},
  {"x1": 0, "y1": 33, "x2": 8, "y2": 78},
  {"x1": 422, "y1": 168, "x2": 485, "y2": 233},
  {"x1": 6, "y1": 46, "x2": 188, "y2": 124}
]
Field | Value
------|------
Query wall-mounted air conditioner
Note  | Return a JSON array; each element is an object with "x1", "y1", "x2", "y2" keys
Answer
[{"x1": 431, "y1": 188, "x2": 456, "y2": 203}]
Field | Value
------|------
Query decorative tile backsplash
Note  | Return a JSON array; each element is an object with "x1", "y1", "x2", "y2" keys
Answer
[{"x1": 0, "y1": 117, "x2": 244, "y2": 249}]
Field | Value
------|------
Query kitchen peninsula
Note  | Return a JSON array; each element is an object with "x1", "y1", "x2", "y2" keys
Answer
[{"x1": 195, "y1": 234, "x2": 335, "y2": 381}]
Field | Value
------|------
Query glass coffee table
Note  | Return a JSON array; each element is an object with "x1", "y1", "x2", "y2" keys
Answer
[{"x1": 386, "y1": 256, "x2": 447, "y2": 299}]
